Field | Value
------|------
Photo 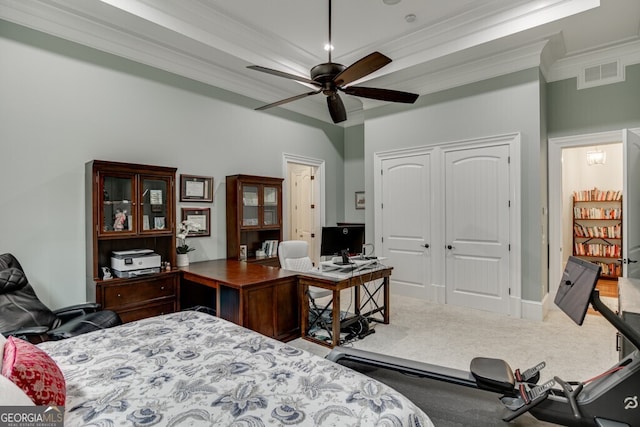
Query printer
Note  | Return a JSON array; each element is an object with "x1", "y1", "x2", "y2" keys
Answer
[{"x1": 111, "y1": 249, "x2": 161, "y2": 278}]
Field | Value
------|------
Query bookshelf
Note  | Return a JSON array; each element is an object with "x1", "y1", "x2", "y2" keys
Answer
[{"x1": 572, "y1": 188, "x2": 622, "y2": 280}]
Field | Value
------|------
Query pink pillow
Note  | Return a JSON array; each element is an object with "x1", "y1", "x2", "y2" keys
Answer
[{"x1": 1, "y1": 337, "x2": 66, "y2": 406}]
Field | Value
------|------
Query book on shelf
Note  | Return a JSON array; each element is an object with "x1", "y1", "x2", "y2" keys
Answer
[
  {"x1": 573, "y1": 187, "x2": 621, "y2": 202},
  {"x1": 262, "y1": 239, "x2": 279, "y2": 257},
  {"x1": 573, "y1": 223, "x2": 621, "y2": 238},
  {"x1": 596, "y1": 261, "x2": 622, "y2": 277},
  {"x1": 574, "y1": 242, "x2": 621, "y2": 258},
  {"x1": 573, "y1": 206, "x2": 621, "y2": 219}
]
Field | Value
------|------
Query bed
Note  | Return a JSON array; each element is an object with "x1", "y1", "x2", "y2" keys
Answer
[{"x1": 10, "y1": 310, "x2": 433, "y2": 426}]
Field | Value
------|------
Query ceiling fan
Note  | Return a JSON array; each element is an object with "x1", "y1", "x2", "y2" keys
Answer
[{"x1": 247, "y1": 0, "x2": 419, "y2": 123}]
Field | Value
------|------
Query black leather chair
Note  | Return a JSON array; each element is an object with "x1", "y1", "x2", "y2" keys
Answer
[{"x1": 0, "y1": 253, "x2": 122, "y2": 342}]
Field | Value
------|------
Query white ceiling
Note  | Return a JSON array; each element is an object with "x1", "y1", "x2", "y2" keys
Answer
[{"x1": 1, "y1": 0, "x2": 639, "y2": 124}]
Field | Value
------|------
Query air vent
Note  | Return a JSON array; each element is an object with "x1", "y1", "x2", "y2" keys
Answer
[{"x1": 578, "y1": 60, "x2": 623, "y2": 89}]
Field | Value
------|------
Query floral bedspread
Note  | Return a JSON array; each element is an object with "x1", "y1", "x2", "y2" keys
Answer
[{"x1": 39, "y1": 311, "x2": 433, "y2": 426}]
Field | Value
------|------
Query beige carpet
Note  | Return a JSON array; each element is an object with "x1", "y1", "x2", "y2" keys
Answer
[{"x1": 290, "y1": 293, "x2": 620, "y2": 385}]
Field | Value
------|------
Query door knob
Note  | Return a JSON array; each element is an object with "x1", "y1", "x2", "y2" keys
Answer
[
  {"x1": 629, "y1": 259, "x2": 638, "y2": 264},
  {"x1": 423, "y1": 243, "x2": 430, "y2": 249},
  {"x1": 446, "y1": 245, "x2": 454, "y2": 250}
]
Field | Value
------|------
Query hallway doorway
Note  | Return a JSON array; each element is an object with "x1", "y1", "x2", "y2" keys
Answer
[
  {"x1": 548, "y1": 131, "x2": 624, "y2": 305},
  {"x1": 283, "y1": 154, "x2": 325, "y2": 266},
  {"x1": 562, "y1": 143, "x2": 623, "y2": 298}
]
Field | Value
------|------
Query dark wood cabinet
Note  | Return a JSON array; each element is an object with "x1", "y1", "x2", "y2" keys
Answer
[
  {"x1": 226, "y1": 174, "x2": 283, "y2": 267},
  {"x1": 96, "y1": 272, "x2": 180, "y2": 323},
  {"x1": 85, "y1": 160, "x2": 179, "y2": 321}
]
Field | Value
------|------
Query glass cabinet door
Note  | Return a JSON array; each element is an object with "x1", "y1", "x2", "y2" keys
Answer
[
  {"x1": 141, "y1": 177, "x2": 170, "y2": 232},
  {"x1": 242, "y1": 185, "x2": 259, "y2": 227},
  {"x1": 263, "y1": 186, "x2": 279, "y2": 226},
  {"x1": 100, "y1": 174, "x2": 135, "y2": 235}
]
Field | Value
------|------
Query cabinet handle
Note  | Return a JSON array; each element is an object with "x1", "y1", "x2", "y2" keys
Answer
[
  {"x1": 161, "y1": 286, "x2": 165, "y2": 290},
  {"x1": 117, "y1": 293, "x2": 121, "y2": 298}
]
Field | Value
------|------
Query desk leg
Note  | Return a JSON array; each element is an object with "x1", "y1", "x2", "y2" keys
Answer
[
  {"x1": 383, "y1": 276, "x2": 390, "y2": 324},
  {"x1": 354, "y1": 285, "x2": 361, "y2": 316},
  {"x1": 300, "y1": 283, "x2": 309, "y2": 340},
  {"x1": 332, "y1": 289, "x2": 341, "y2": 348}
]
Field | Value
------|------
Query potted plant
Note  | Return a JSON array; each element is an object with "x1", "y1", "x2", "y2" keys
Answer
[{"x1": 176, "y1": 220, "x2": 201, "y2": 266}]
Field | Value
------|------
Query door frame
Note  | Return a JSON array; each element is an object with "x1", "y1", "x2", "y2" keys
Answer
[
  {"x1": 282, "y1": 153, "x2": 325, "y2": 257},
  {"x1": 548, "y1": 130, "x2": 623, "y2": 310},
  {"x1": 374, "y1": 132, "x2": 522, "y2": 316}
]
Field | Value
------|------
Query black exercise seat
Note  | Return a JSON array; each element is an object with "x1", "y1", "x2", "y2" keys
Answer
[{"x1": 470, "y1": 357, "x2": 515, "y2": 394}]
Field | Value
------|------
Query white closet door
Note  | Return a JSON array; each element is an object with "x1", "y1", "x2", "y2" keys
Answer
[
  {"x1": 381, "y1": 154, "x2": 432, "y2": 298},
  {"x1": 444, "y1": 144, "x2": 511, "y2": 314}
]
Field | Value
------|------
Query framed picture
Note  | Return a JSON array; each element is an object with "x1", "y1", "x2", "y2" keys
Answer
[
  {"x1": 355, "y1": 191, "x2": 365, "y2": 210},
  {"x1": 149, "y1": 189, "x2": 164, "y2": 212},
  {"x1": 239, "y1": 245, "x2": 247, "y2": 261},
  {"x1": 181, "y1": 207, "x2": 210, "y2": 237},
  {"x1": 180, "y1": 174, "x2": 213, "y2": 202}
]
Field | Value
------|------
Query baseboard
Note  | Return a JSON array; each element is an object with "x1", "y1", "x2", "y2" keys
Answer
[
  {"x1": 521, "y1": 297, "x2": 546, "y2": 321},
  {"x1": 392, "y1": 284, "x2": 547, "y2": 321}
]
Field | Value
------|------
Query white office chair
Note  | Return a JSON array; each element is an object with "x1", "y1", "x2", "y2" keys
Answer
[{"x1": 278, "y1": 240, "x2": 333, "y2": 339}]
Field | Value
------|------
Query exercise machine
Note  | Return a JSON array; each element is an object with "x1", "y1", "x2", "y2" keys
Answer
[{"x1": 326, "y1": 256, "x2": 640, "y2": 426}]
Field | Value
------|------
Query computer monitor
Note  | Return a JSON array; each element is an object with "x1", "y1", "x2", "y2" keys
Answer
[
  {"x1": 554, "y1": 256, "x2": 601, "y2": 325},
  {"x1": 320, "y1": 226, "x2": 365, "y2": 257}
]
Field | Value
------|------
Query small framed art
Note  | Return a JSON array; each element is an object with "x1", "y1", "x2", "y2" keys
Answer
[
  {"x1": 180, "y1": 174, "x2": 213, "y2": 202},
  {"x1": 355, "y1": 191, "x2": 365, "y2": 210},
  {"x1": 181, "y1": 208, "x2": 211, "y2": 237}
]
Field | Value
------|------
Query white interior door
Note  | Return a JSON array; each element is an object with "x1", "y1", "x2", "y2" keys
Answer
[
  {"x1": 380, "y1": 154, "x2": 432, "y2": 298},
  {"x1": 289, "y1": 163, "x2": 319, "y2": 264},
  {"x1": 444, "y1": 144, "x2": 511, "y2": 314},
  {"x1": 623, "y1": 129, "x2": 640, "y2": 278}
]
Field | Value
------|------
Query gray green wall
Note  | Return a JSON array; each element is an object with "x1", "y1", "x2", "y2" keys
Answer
[
  {"x1": 0, "y1": 20, "x2": 345, "y2": 309},
  {"x1": 547, "y1": 63, "x2": 640, "y2": 138},
  {"x1": 343, "y1": 124, "x2": 366, "y2": 224}
]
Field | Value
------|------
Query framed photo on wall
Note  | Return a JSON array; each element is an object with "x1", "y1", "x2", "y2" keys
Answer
[
  {"x1": 355, "y1": 191, "x2": 365, "y2": 210},
  {"x1": 180, "y1": 175, "x2": 213, "y2": 202},
  {"x1": 181, "y1": 208, "x2": 210, "y2": 237}
]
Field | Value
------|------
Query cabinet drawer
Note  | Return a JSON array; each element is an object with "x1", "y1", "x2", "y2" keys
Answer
[
  {"x1": 103, "y1": 277, "x2": 176, "y2": 308},
  {"x1": 117, "y1": 302, "x2": 176, "y2": 323}
]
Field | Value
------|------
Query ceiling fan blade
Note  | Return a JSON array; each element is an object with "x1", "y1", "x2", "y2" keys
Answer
[
  {"x1": 255, "y1": 89, "x2": 322, "y2": 111},
  {"x1": 326, "y1": 92, "x2": 347, "y2": 123},
  {"x1": 342, "y1": 86, "x2": 419, "y2": 104},
  {"x1": 333, "y1": 52, "x2": 392, "y2": 86},
  {"x1": 247, "y1": 65, "x2": 320, "y2": 86}
]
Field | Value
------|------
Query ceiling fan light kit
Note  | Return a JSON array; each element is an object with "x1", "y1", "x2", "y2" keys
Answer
[{"x1": 248, "y1": 0, "x2": 419, "y2": 123}]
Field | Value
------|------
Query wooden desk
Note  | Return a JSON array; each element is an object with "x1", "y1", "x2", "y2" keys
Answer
[
  {"x1": 180, "y1": 260, "x2": 300, "y2": 342},
  {"x1": 297, "y1": 267, "x2": 392, "y2": 348}
]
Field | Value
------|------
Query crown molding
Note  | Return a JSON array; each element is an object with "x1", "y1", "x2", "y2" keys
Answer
[
  {"x1": 547, "y1": 38, "x2": 640, "y2": 83},
  {"x1": 2, "y1": 0, "x2": 636, "y2": 124}
]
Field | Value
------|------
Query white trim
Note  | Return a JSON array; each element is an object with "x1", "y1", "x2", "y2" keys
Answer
[
  {"x1": 374, "y1": 132, "x2": 522, "y2": 317},
  {"x1": 547, "y1": 39, "x2": 640, "y2": 84},
  {"x1": 547, "y1": 130, "x2": 623, "y2": 308},
  {"x1": 521, "y1": 297, "x2": 545, "y2": 322}
]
